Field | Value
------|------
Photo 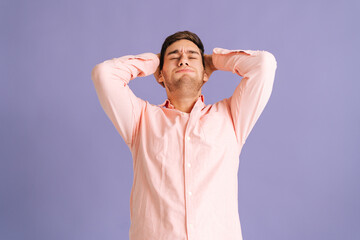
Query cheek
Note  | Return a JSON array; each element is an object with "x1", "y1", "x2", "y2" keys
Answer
[
  {"x1": 162, "y1": 70, "x2": 172, "y2": 80},
  {"x1": 163, "y1": 66, "x2": 177, "y2": 77},
  {"x1": 161, "y1": 66, "x2": 169, "y2": 76},
  {"x1": 196, "y1": 66, "x2": 204, "y2": 75}
]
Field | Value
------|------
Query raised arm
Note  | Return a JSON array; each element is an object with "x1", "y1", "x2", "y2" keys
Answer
[
  {"x1": 212, "y1": 48, "x2": 277, "y2": 147},
  {"x1": 91, "y1": 52, "x2": 159, "y2": 147}
]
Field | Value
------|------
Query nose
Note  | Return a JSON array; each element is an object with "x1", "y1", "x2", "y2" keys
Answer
[{"x1": 178, "y1": 55, "x2": 189, "y2": 67}]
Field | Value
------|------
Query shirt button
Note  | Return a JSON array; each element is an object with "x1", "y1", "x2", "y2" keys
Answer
[
  {"x1": 187, "y1": 163, "x2": 191, "y2": 168},
  {"x1": 186, "y1": 136, "x2": 190, "y2": 141},
  {"x1": 189, "y1": 223, "x2": 193, "y2": 228},
  {"x1": 188, "y1": 191, "x2": 192, "y2": 196}
]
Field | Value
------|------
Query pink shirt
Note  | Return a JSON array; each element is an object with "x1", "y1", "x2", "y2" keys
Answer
[{"x1": 91, "y1": 47, "x2": 277, "y2": 240}]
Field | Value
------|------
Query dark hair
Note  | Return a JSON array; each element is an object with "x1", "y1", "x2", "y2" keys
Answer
[{"x1": 159, "y1": 30, "x2": 205, "y2": 71}]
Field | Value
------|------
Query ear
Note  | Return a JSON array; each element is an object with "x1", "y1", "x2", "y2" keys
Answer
[
  {"x1": 158, "y1": 71, "x2": 165, "y2": 88},
  {"x1": 203, "y1": 72, "x2": 209, "y2": 83}
]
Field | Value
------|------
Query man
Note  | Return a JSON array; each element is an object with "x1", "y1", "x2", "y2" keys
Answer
[{"x1": 91, "y1": 30, "x2": 277, "y2": 240}]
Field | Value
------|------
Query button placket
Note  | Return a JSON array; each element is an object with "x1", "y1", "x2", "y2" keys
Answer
[
  {"x1": 184, "y1": 130, "x2": 192, "y2": 238},
  {"x1": 183, "y1": 108, "x2": 202, "y2": 239}
]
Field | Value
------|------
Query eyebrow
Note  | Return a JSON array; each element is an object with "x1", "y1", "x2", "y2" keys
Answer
[{"x1": 166, "y1": 49, "x2": 200, "y2": 56}]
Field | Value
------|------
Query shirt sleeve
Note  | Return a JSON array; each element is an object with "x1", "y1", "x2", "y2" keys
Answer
[
  {"x1": 91, "y1": 52, "x2": 159, "y2": 147},
  {"x1": 212, "y1": 47, "x2": 277, "y2": 147}
]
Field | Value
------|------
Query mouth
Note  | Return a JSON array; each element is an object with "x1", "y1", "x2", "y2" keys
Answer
[{"x1": 176, "y1": 68, "x2": 194, "y2": 73}]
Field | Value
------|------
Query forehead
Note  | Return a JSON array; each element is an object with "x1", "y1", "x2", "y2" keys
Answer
[{"x1": 165, "y1": 39, "x2": 200, "y2": 54}]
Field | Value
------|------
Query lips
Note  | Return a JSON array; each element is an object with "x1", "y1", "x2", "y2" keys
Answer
[{"x1": 176, "y1": 68, "x2": 194, "y2": 73}]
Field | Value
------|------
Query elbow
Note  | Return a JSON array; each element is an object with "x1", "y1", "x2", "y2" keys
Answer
[
  {"x1": 258, "y1": 51, "x2": 277, "y2": 71},
  {"x1": 91, "y1": 62, "x2": 109, "y2": 84},
  {"x1": 258, "y1": 51, "x2": 277, "y2": 88}
]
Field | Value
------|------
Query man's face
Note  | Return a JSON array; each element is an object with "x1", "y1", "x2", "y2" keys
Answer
[{"x1": 159, "y1": 39, "x2": 207, "y2": 95}]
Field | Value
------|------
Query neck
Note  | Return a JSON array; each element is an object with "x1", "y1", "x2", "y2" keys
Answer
[{"x1": 167, "y1": 92, "x2": 202, "y2": 113}]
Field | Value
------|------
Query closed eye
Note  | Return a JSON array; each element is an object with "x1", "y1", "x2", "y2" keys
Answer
[{"x1": 170, "y1": 57, "x2": 196, "y2": 60}]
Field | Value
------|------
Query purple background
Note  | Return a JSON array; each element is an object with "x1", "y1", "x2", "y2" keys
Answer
[{"x1": 1, "y1": 0, "x2": 359, "y2": 239}]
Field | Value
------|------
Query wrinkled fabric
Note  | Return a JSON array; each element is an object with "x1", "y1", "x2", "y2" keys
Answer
[{"x1": 91, "y1": 47, "x2": 277, "y2": 240}]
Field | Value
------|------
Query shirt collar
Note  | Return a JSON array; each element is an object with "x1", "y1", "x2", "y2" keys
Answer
[{"x1": 159, "y1": 94, "x2": 205, "y2": 110}]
